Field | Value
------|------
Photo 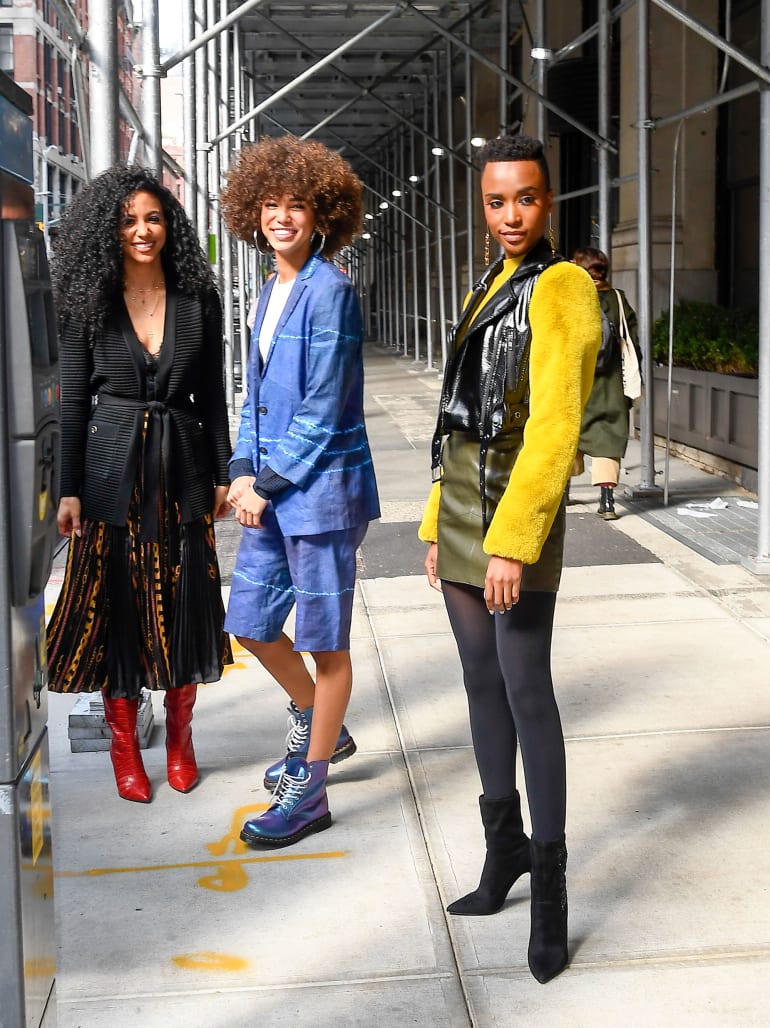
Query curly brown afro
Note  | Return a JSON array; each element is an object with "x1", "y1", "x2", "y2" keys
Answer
[{"x1": 221, "y1": 136, "x2": 363, "y2": 258}]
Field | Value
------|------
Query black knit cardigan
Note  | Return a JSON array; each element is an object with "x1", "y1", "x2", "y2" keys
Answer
[{"x1": 58, "y1": 288, "x2": 232, "y2": 527}]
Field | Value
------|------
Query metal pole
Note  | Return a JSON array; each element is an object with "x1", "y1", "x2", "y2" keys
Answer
[
  {"x1": 183, "y1": 0, "x2": 197, "y2": 228},
  {"x1": 464, "y1": 14, "x2": 474, "y2": 289},
  {"x1": 598, "y1": 0, "x2": 611, "y2": 255},
  {"x1": 141, "y1": 0, "x2": 163, "y2": 177},
  {"x1": 422, "y1": 94, "x2": 434, "y2": 370},
  {"x1": 535, "y1": 0, "x2": 546, "y2": 142},
  {"x1": 410, "y1": 104, "x2": 420, "y2": 361},
  {"x1": 88, "y1": 0, "x2": 119, "y2": 174},
  {"x1": 219, "y1": 0, "x2": 235, "y2": 411},
  {"x1": 500, "y1": 0, "x2": 509, "y2": 136},
  {"x1": 744, "y1": 4, "x2": 770, "y2": 573},
  {"x1": 432, "y1": 57, "x2": 448, "y2": 370},
  {"x1": 195, "y1": 0, "x2": 209, "y2": 255},
  {"x1": 633, "y1": 0, "x2": 660, "y2": 495},
  {"x1": 398, "y1": 132, "x2": 409, "y2": 357},
  {"x1": 446, "y1": 38, "x2": 458, "y2": 320},
  {"x1": 234, "y1": 21, "x2": 250, "y2": 387},
  {"x1": 161, "y1": 0, "x2": 267, "y2": 73}
]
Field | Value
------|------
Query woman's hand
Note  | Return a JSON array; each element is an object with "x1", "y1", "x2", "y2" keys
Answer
[
  {"x1": 227, "y1": 475, "x2": 256, "y2": 507},
  {"x1": 230, "y1": 479, "x2": 268, "y2": 528},
  {"x1": 424, "y1": 542, "x2": 442, "y2": 592},
  {"x1": 57, "y1": 496, "x2": 82, "y2": 538},
  {"x1": 212, "y1": 485, "x2": 230, "y2": 520},
  {"x1": 484, "y1": 555, "x2": 523, "y2": 613}
]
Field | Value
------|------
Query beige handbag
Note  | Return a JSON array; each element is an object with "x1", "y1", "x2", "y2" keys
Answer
[{"x1": 614, "y1": 289, "x2": 642, "y2": 401}]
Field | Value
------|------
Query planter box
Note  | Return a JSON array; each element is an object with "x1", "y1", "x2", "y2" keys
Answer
[{"x1": 649, "y1": 365, "x2": 758, "y2": 470}]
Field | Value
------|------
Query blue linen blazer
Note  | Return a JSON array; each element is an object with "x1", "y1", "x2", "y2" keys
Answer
[{"x1": 230, "y1": 255, "x2": 380, "y2": 536}]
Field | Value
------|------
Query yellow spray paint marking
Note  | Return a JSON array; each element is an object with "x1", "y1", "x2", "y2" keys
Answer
[
  {"x1": 221, "y1": 660, "x2": 250, "y2": 675},
  {"x1": 206, "y1": 803, "x2": 270, "y2": 858},
  {"x1": 24, "y1": 957, "x2": 56, "y2": 978},
  {"x1": 172, "y1": 952, "x2": 249, "y2": 973},
  {"x1": 55, "y1": 850, "x2": 346, "y2": 879}
]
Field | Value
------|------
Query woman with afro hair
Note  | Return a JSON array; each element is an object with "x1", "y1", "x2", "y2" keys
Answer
[
  {"x1": 46, "y1": 165, "x2": 233, "y2": 803},
  {"x1": 221, "y1": 136, "x2": 379, "y2": 849}
]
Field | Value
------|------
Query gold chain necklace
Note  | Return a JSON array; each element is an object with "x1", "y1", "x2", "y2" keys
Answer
[{"x1": 124, "y1": 283, "x2": 165, "y2": 349}]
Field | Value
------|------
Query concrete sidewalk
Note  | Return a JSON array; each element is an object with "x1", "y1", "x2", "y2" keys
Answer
[{"x1": 44, "y1": 344, "x2": 770, "y2": 1027}]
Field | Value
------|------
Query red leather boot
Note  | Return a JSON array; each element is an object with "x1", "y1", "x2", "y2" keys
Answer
[
  {"x1": 102, "y1": 693, "x2": 152, "y2": 803},
  {"x1": 164, "y1": 684, "x2": 199, "y2": 792}
]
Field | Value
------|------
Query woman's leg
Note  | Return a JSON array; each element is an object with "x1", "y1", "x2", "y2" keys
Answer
[
  {"x1": 235, "y1": 633, "x2": 316, "y2": 710},
  {"x1": 494, "y1": 590, "x2": 565, "y2": 842},
  {"x1": 442, "y1": 580, "x2": 517, "y2": 796},
  {"x1": 307, "y1": 650, "x2": 352, "y2": 762}
]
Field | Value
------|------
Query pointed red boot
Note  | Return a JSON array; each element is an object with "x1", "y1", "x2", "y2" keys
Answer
[
  {"x1": 164, "y1": 684, "x2": 199, "y2": 792},
  {"x1": 102, "y1": 694, "x2": 152, "y2": 803}
]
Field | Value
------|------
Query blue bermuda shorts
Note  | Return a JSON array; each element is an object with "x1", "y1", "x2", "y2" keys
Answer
[{"x1": 225, "y1": 506, "x2": 368, "y2": 652}]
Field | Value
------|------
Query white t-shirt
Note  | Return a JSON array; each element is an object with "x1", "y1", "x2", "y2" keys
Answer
[{"x1": 258, "y1": 278, "x2": 294, "y2": 363}]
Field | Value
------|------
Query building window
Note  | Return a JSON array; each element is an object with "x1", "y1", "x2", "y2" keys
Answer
[
  {"x1": 0, "y1": 1, "x2": 13, "y2": 8},
  {"x1": 0, "y1": 24, "x2": 12, "y2": 75}
]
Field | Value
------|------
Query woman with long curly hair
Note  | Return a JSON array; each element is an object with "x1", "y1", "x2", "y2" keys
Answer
[
  {"x1": 46, "y1": 165, "x2": 233, "y2": 803},
  {"x1": 220, "y1": 136, "x2": 379, "y2": 848}
]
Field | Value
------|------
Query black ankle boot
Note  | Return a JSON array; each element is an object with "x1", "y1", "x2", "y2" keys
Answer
[
  {"x1": 597, "y1": 485, "x2": 619, "y2": 520},
  {"x1": 528, "y1": 836, "x2": 568, "y2": 983},
  {"x1": 447, "y1": 792, "x2": 531, "y2": 916}
]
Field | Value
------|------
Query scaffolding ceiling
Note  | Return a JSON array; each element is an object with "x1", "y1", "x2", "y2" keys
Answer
[{"x1": 226, "y1": 1, "x2": 514, "y2": 158}]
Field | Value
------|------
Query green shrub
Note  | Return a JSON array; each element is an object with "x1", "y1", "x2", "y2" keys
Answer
[{"x1": 651, "y1": 300, "x2": 758, "y2": 376}]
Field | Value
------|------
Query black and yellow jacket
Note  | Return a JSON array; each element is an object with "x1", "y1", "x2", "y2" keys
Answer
[{"x1": 419, "y1": 239, "x2": 600, "y2": 584}]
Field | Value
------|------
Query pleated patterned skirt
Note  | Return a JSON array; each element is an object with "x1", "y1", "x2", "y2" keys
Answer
[{"x1": 46, "y1": 483, "x2": 233, "y2": 700}]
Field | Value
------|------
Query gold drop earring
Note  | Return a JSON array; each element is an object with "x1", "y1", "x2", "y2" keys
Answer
[
  {"x1": 484, "y1": 229, "x2": 490, "y2": 267},
  {"x1": 547, "y1": 215, "x2": 557, "y2": 255}
]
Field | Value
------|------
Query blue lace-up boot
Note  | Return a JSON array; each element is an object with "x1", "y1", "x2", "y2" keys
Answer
[
  {"x1": 241, "y1": 757, "x2": 332, "y2": 848},
  {"x1": 263, "y1": 702, "x2": 357, "y2": 791}
]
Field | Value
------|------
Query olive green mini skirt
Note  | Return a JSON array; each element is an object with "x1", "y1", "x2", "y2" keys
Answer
[{"x1": 436, "y1": 431, "x2": 565, "y2": 592}]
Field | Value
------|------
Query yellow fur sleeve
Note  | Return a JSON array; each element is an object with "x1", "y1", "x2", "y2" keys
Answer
[
  {"x1": 418, "y1": 480, "x2": 442, "y2": 543},
  {"x1": 483, "y1": 262, "x2": 601, "y2": 563}
]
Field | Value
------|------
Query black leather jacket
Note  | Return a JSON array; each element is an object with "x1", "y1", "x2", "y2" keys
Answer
[{"x1": 431, "y1": 238, "x2": 562, "y2": 525}]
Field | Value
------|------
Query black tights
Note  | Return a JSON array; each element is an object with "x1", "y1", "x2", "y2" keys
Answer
[{"x1": 442, "y1": 581, "x2": 566, "y2": 842}]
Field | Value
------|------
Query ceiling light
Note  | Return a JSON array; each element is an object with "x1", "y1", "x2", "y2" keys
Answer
[
  {"x1": 391, "y1": 189, "x2": 402, "y2": 197},
  {"x1": 408, "y1": 174, "x2": 419, "y2": 183},
  {"x1": 470, "y1": 136, "x2": 485, "y2": 148},
  {"x1": 530, "y1": 47, "x2": 552, "y2": 60},
  {"x1": 364, "y1": 212, "x2": 374, "y2": 220},
  {"x1": 431, "y1": 146, "x2": 444, "y2": 157},
  {"x1": 362, "y1": 232, "x2": 371, "y2": 240},
  {"x1": 379, "y1": 201, "x2": 389, "y2": 210}
]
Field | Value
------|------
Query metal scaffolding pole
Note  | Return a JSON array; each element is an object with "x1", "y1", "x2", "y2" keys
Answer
[
  {"x1": 88, "y1": 0, "x2": 119, "y2": 175},
  {"x1": 500, "y1": 0, "x2": 510, "y2": 136},
  {"x1": 432, "y1": 61, "x2": 448, "y2": 369},
  {"x1": 534, "y1": 0, "x2": 546, "y2": 141},
  {"x1": 464, "y1": 16, "x2": 474, "y2": 289},
  {"x1": 219, "y1": 0, "x2": 235, "y2": 410},
  {"x1": 398, "y1": 131, "x2": 409, "y2": 356},
  {"x1": 422, "y1": 97, "x2": 434, "y2": 369},
  {"x1": 183, "y1": 0, "x2": 198, "y2": 228},
  {"x1": 410, "y1": 110, "x2": 421, "y2": 361},
  {"x1": 194, "y1": 0, "x2": 209, "y2": 256},
  {"x1": 445, "y1": 38, "x2": 459, "y2": 320},
  {"x1": 745, "y1": 4, "x2": 770, "y2": 574},
  {"x1": 633, "y1": 0, "x2": 660, "y2": 495},
  {"x1": 233, "y1": 20, "x2": 250, "y2": 387},
  {"x1": 597, "y1": 0, "x2": 611, "y2": 255},
  {"x1": 141, "y1": 0, "x2": 163, "y2": 177}
]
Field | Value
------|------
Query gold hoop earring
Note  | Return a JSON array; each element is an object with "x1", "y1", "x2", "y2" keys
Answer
[
  {"x1": 547, "y1": 215, "x2": 557, "y2": 255},
  {"x1": 484, "y1": 229, "x2": 490, "y2": 267}
]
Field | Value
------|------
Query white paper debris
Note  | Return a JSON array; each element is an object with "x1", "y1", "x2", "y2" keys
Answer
[
  {"x1": 686, "y1": 498, "x2": 728, "y2": 510},
  {"x1": 677, "y1": 508, "x2": 718, "y2": 519},
  {"x1": 736, "y1": 499, "x2": 759, "y2": 510}
]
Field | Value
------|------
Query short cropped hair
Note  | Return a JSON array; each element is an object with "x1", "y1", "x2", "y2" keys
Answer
[
  {"x1": 221, "y1": 136, "x2": 363, "y2": 257},
  {"x1": 477, "y1": 134, "x2": 551, "y2": 191},
  {"x1": 573, "y1": 246, "x2": 610, "y2": 281}
]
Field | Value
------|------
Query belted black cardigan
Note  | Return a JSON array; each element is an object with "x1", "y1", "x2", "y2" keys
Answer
[{"x1": 58, "y1": 288, "x2": 232, "y2": 529}]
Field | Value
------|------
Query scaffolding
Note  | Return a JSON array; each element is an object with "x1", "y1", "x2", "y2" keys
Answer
[{"x1": 52, "y1": 0, "x2": 770, "y2": 572}]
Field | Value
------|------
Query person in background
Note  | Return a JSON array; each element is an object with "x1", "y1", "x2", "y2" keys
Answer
[
  {"x1": 419, "y1": 135, "x2": 600, "y2": 983},
  {"x1": 47, "y1": 165, "x2": 233, "y2": 803},
  {"x1": 571, "y1": 246, "x2": 640, "y2": 520},
  {"x1": 220, "y1": 136, "x2": 380, "y2": 849}
]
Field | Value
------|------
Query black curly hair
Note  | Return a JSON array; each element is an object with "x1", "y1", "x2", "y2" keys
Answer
[
  {"x1": 51, "y1": 164, "x2": 214, "y2": 334},
  {"x1": 221, "y1": 136, "x2": 363, "y2": 257},
  {"x1": 477, "y1": 134, "x2": 551, "y2": 191}
]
